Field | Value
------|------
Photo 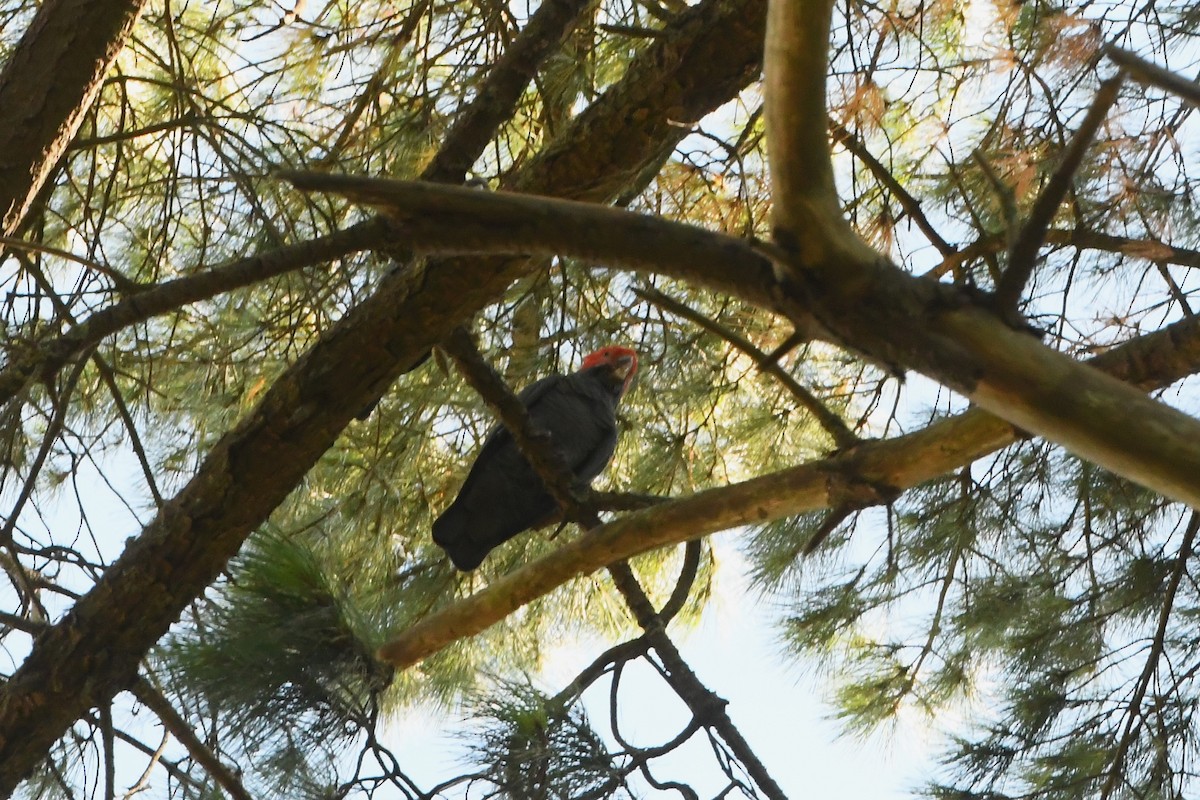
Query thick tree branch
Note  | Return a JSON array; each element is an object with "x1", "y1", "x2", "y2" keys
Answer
[
  {"x1": 764, "y1": 0, "x2": 877, "y2": 270},
  {"x1": 281, "y1": 171, "x2": 784, "y2": 314},
  {"x1": 0, "y1": 0, "x2": 769, "y2": 788},
  {"x1": 423, "y1": 0, "x2": 596, "y2": 184},
  {"x1": 377, "y1": 313, "x2": 1200, "y2": 670},
  {"x1": 0, "y1": 0, "x2": 147, "y2": 236},
  {"x1": 284, "y1": 173, "x2": 1200, "y2": 510}
]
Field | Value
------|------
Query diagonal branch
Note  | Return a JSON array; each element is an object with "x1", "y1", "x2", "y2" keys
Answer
[
  {"x1": 433, "y1": 331, "x2": 786, "y2": 799},
  {"x1": 129, "y1": 678, "x2": 254, "y2": 800},
  {"x1": 285, "y1": 173, "x2": 1200, "y2": 511},
  {"x1": 994, "y1": 75, "x2": 1125, "y2": 311},
  {"x1": 376, "y1": 312, "x2": 1200, "y2": 670},
  {"x1": 423, "y1": 0, "x2": 598, "y2": 184},
  {"x1": 634, "y1": 285, "x2": 858, "y2": 449},
  {"x1": 0, "y1": 0, "x2": 147, "y2": 237},
  {"x1": 1106, "y1": 46, "x2": 1200, "y2": 110},
  {"x1": 606, "y1": 563, "x2": 787, "y2": 800},
  {"x1": 830, "y1": 122, "x2": 957, "y2": 259},
  {"x1": 439, "y1": 325, "x2": 585, "y2": 514}
]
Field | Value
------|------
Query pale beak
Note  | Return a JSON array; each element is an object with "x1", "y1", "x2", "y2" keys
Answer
[{"x1": 612, "y1": 354, "x2": 636, "y2": 381}]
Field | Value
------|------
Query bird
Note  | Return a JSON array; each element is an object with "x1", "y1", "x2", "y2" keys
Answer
[{"x1": 432, "y1": 345, "x2": 638, "y2": 571}]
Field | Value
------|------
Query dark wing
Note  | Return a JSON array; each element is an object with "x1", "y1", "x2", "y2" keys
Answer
[
  {"x1": 432, "y1": 371, "x2": 621, "y2": 571},
  {"x1": 449, "y1": 374, "x2": 563, "y2": 503}
]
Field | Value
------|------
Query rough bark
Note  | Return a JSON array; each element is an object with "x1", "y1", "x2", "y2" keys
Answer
[
  {"x1": 0, "y1": 0, "x2": 768, "y2": 790},
  {"x1": 0, "y1": 0, "x2": 147, "y2": 236}
]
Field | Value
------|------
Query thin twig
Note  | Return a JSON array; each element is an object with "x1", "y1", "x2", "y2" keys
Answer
[
  {"x1": 995, "y1": 75, "x2": 1125, "y2": 311},
  {"x1": 129, "y1": 677, "x2": 255, "y2": 800},
  {"x1": 122, "y1": 727, "x2": 170, "y2": 799},
  {"x1": 636, "y1": 286, "x2": 858, "y2": 449},
  {"x1": 606, "y1": 563, "x2": 788, "y2": 800},
  {"x1": 830, "y1": 122, "x2": 956, "y2": 258},
  {"x1": 658, "y1": 539, "x2": 702, "y2": 624},
  {"x1": 1099, "y1": 511, "x2": 1200, "y2": 800}
]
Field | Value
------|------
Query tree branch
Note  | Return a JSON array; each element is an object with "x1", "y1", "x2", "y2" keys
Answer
[
  {"x1": 994, "y1": 75, "x2": 1125, "y2": 311},
  {"x1": 929, "y1": 228, "x2": 1200, "y2": 279},
  {"x1": 606, "y1": 563, "x2": 787, "y2": 800},
  {"x1": 0, "y1": 217, "x2": 394, "y2": 411},
  {"x1": 0, "y1": 0, "x2": 147, "y2": 236},
  {"x1": 424, "y1": 0, "x2": 598, "y2": 184},
  {"x1": 129, "y1": 678, "x2": 254, "y2": 800},
  {"x1": 281, "y1": 171, "x2": 784, "y2": 315},
  {"x1": 439, "y1": 325, "x2": 585, "y2": 514},
  {"x1": 1106, "y1": 46, "x2": 1200, "y2": 109},
  {"x1": 376, "y1": 312, "x2": 1200, "y2": 670},
  {"x1": 633, "y1": 285, "x2": 857, "y2": 449},
  {"x1": 764, "y1": 0, "x2": 878, "y2": 270},
  {"x1": 284, "y1": 172, "x2": 1200, "y2": 511},
  {"x1": 830, "y1": 122, "x2": 956, "y2": 259}
]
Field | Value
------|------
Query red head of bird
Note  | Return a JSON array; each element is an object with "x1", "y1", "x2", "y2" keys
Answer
[{"x1": 580, "y1": 345, "x2": 638, "y2": 397}]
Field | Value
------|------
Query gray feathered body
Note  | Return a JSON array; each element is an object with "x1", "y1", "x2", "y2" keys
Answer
[{"x1": 432, "y1": 366, "x2": 624, "y2": 570}]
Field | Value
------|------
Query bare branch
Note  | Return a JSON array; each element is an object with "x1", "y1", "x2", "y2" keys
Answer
[
  {"x1": 286, "y1": 172, "x2": 1200, "y2": 511},
  {"x1": 764, "y1": 0, "x2": 878, "y2": 268},
  {"x1": 281, "y1": 171, "x2": 783, "y2": 313},
  {"x1": 995, "y1": 75, "x2": 1125, "y2": 311},
  {"x1": 129, "y1": 678, "x2": 255, "y2": 800},
  {"x1": 929, "y1": 228, "x2": 1200, "y2": 279},
  {"x1": 1106, "y1": 46, "x2": 1200, "y2": 109},
  {"x1": 377, "y1": 313, "x2": 1200, "y2": 670},
  {"x1": 830, "y1": 122, "x2": 957, "y2": 258},
  {"x1": 606, "y1": 563, "x2": 788, "y2": 800}
]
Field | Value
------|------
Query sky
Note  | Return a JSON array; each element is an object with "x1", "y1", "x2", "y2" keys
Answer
[{"x1": 380, "y1": 534, "x2": 947, "y2": 799}]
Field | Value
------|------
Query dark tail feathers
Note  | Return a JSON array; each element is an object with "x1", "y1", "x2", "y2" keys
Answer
[{"x1": 431, "y1": 504, "x2": 489, "y2": 571}]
